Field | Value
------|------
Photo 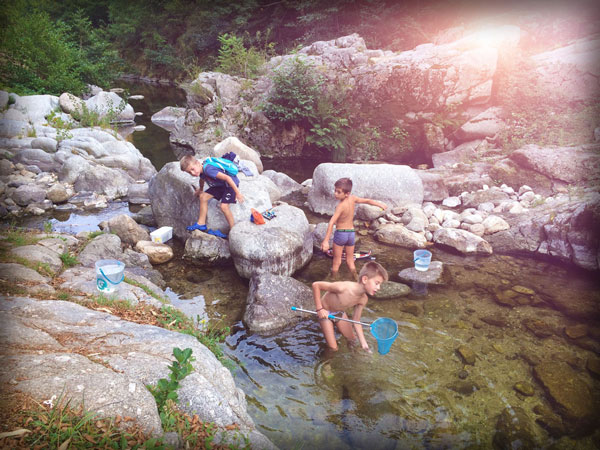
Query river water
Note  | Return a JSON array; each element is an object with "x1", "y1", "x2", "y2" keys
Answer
[{"x1": 28, "y1": 83, "x2": 599, "y2": 448}]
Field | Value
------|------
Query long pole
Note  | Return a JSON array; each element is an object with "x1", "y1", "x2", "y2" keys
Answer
[{"x1": 291, "y1": 306, "x2": 371, "y2": 327}]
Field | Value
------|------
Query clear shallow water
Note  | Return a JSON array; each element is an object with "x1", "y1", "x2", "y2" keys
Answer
[{"x1": 219, "y1": 244, "x2": 599, "y2": 449}]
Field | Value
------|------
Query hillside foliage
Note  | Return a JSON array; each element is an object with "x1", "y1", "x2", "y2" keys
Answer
[{"x1": 1, "y1": 0, "x2": 457, "y2": 94}]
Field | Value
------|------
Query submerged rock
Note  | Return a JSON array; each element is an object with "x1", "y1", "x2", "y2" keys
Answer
[
  {"x1": 493, "y1": 406, "x2": 537, "y2": 450},
  {"x1": 533, "y1": 361, "x2": 597, "y2": 436}
]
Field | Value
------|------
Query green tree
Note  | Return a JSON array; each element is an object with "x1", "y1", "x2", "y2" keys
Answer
[
  {"x1": 0, "y1": 2, "x2": 120, "y2": 95},
  {"x1": 1, "y1": 4, "x2": 86, "y2": 94}
]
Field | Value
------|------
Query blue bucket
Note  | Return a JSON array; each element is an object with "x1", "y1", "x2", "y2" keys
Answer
[{"x1": 370, "y1": 318, "x2": 398, "y2": 355}]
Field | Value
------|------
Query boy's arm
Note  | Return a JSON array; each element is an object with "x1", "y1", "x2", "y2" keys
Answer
[
  {"x1": 194, "y1": 178, "x2": 205, "y2": 197},
  {"x1": 354, "y1": 196, "x2": 387, "y2": 210},
  {"x1": 321, "y1": 205, "x2": 342, "y2": 252},
  {"x1": 215, "y1": 172, "x2": 245, "y2": 203},
  {"x1": 352, "y1": 301, "x2": 370, "y2": 351},
  {"x1": 312, "y1": 281, "x2": 343, "y2": 319}
]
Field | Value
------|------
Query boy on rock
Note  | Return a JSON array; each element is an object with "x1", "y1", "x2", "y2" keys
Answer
[{"x1": 180, "y1": 155, "x2": 244, "y2": 239}]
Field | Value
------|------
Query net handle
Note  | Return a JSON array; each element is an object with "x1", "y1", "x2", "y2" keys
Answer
[{"x1": 291, "y1": 306, "x2": 371, "y2": 327}]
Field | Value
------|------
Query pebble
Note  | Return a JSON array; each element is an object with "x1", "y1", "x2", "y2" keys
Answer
[{"x1": 513, "y1": 381, "x2": 535, "y2": 396}]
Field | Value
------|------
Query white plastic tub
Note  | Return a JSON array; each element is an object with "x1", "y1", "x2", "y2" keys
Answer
[{"x1": 150, "y1": 226, "x2": 173, "y2": 244}]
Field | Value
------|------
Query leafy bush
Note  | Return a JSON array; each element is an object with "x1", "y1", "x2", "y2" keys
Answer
[
  {"x1": 261, "y1": 56, "x2": 324, "y2": 125},
  {"x1": 216, "y1": 33, "x2": 269, "y2": 79}
]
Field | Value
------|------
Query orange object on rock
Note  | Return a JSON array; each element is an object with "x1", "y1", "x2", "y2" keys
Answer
[{"x1": 250, "y1": 208, "x2": 265, "y2": 224}]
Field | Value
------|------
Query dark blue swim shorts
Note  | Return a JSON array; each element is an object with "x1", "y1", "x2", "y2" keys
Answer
[{"x1": 333, "y1": 229, "x2": 355, "y2": 247}]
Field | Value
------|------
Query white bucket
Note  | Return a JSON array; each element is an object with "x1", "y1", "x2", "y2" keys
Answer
[
  {"x1": 95, "y1": 259, "x2": 125, "y2": 293},
  {"x1": 413, "y1": 250, "x2": 432, "y2": 272}
]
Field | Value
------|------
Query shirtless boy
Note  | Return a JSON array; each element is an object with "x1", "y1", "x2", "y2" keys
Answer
[
  {"x1": 312, "y1": 261, "x2": 388, "y2": 352},
  {"x1": 321, "y1": 177, "x2": 387, "y2": 279}
]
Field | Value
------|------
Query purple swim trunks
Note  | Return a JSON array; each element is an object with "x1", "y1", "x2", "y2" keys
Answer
[{"x1": 333, "y1": 229, "x2": 355, "y2": 246}]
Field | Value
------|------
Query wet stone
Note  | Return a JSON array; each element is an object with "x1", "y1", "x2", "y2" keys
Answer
[
  {"x1": 512, "y1": 285, "x2": 535, "y2": 295},
  {"x1": 564, "y1": 324, "x2": 588, "y2": 339},
  {"x1": 456, "y1": 345, "x2": 476, "y2": 365},
  {"x1": 447, "y1": 380, "x2": 479, "y2": 396},
  {"x1": 522, "y1": 318, "x2": 555, "y2": 338},
  {"x1": 518, "y1": 351, "x2": 541, "y2": 367},
  {"x1": 371, "y1": 281, "x2": 411, "y2": 299},
  {"x1": 513, "y1": 381, "x2": 535, "y2": 396},
  {"x1": 494, "y1": 288, "x2": 532, "y2": 307},
  {"x1": 533, "y1": 404, "x2": 567, "y2": 438},
  {"x1": 585, "y1": 357, "x2": 600, "y2": 378},
  {"x1": 480, "y1": 315, "x2": 509, "y2": 328},
  {"x1": 533, "y1": 361, "x2": 596, "y2": 436},
  {"x1": 397, "y1": 261, "x2": 444, "y2": 285},
  {"x1": 571, "y1": 337, "x2": 600, "y2": 354},
  {"x1": 398, "y1": 300, "x2": 424, "y2": 317},
  {"x1": 493, "y1": 406, "x2": 537, "y2": 450}
]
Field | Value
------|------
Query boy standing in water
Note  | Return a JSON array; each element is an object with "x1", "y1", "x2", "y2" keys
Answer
[
  {"x1": 180, "y1": 154, "x2": 244, "y2": 239},
  {"x1": 312, "y1": 261, "x2": 388, "y2": 352},
  {"x1": 321, "y1": 177, "x2": 387, "y2": 279}
]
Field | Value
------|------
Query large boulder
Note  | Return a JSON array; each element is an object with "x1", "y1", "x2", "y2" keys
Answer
[
  {"x1": 508, "y1": 143, "x2": 600, "y2": 187},
  {"x1": 107, "y1": 214, "x2": 151, "y2": 246},
  {"x1": 148, "y1": 162, "x2": 273, "y2": 240},
  {"x1": 0, "y1": 296, "x2": 276, "y2": 449},
  {"x1": 454, "y1": 107, "x2": 505, "y2": 141},
  {"x1": 486, "y1": 190, "x2": 600, "y2": 271},
  {"x1": 85, "y1": 91, "x2": 135, "y2": 123},
  {"x1": 308, "y1": 163, "x2": 423, "y2": 215},
  {"x1": 183, "y1": 232, "x2": 231, "y2": 263},
  {"x1": 262, "y1": 169, "x2": 303, "y2": 196},
  {"x1": 532, "y1": 36, "x2": 600, "y2": 103},
  {"x1": 244, "y1": 273, "x2": 314, "y2": 333},
  {"x1": 214, "y1": 136, "x2": 263, "y2": 173},
  {"x1": 12, "y1": 94, "x2": 59, "y2": 123},
  {"x1": 229, "y1": 204, "x2": 313, "y2": 278},
  {"x1": 433, "y1": 228, "x2": 493, "y2": 254}
]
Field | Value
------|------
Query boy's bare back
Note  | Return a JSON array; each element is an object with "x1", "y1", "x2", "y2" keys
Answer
[{"x1": 333, "y1": 195, "x2": 359, "y2": 229}]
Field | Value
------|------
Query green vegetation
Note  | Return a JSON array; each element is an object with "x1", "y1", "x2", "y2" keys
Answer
[
  {"x1": 147, "y1": 347, "x2": 195, "y2": 412},
  {"x1": 1, "y1": 0, "x2": 446, "y2": 94},
  {"x1": 0, "y1": 393, "x2": 167, "y2": 449},
  {"x1": 0, "y1": 1, "x2": 121, "y2": 95},
  {"x1": 261, "y1": 56, "x2": 324, "y2": 125},
  {"x1": 60, "y1": 251, "x2": 79, "y2": 268},
  {"x1": 123, "y1": 276, "x2": 168, "y2": 303},
  {"x1": 216, "y1": 32, "x2": 273, "y2": 79},
  {"x1": 0, "y1": 227, "x2": 42, "y2": 247},
  {"x1": 158, "y1": 306, "x2": 231, "y2": 365}
]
